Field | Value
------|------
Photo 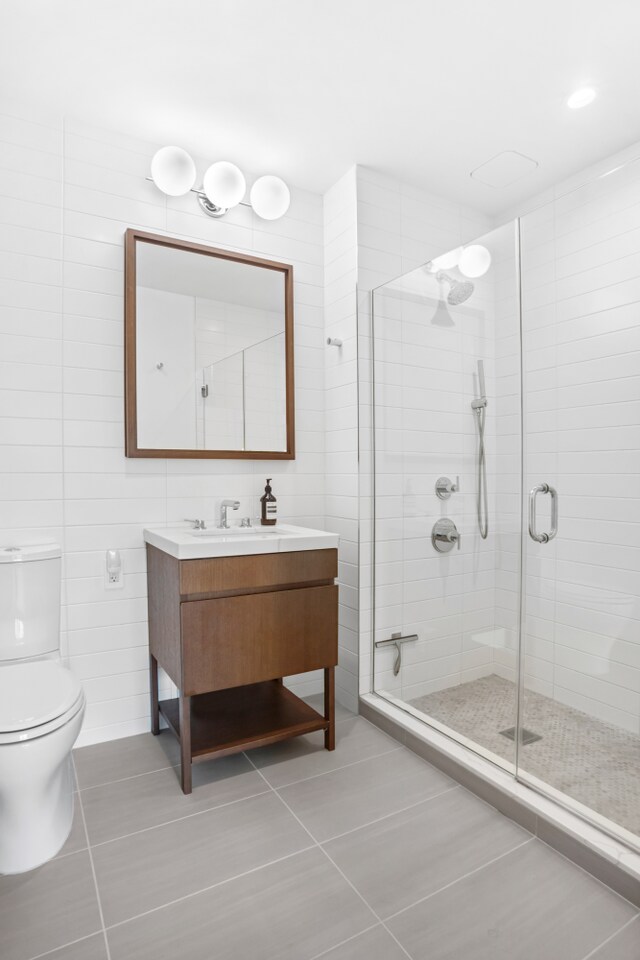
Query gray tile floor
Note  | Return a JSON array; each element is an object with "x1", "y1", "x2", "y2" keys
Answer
[
  {"x1": 1, "y1": 695, "x2": 638, "y2": 960},
  {"x1": 410, "y1": 674, "x2": 640, "y2": 836}
]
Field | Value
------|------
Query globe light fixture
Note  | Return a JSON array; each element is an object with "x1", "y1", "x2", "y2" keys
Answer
[
  {"x1": 147, "y1": 147, "x2": 290, "y2": 221},
  {"x1": 459, "y1": 244, "x2": 492, "y2": 278},
  {"x1": 150, "y1": 146, "x2": 196, "y2": 196},
  {"x1": 200, "y1": 161, "x2": 246, "y2": 217},
  {"x1": 250, "y1": 176, "x2": 291, "y2": 220}
]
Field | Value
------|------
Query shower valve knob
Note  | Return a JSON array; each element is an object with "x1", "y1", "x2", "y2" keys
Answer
[
  {"x1": 432, "y1": 518, "x2": 461, "y2": 553},
  {"x1": 435, "y1": 476, "x2": 459, "y2": 500}
]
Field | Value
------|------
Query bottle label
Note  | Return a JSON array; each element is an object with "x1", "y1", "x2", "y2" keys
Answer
[{"x1": 266, "y1": 503, "x2": 277, "y2": 517}]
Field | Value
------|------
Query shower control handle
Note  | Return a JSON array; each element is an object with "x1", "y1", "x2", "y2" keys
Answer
[
  {"x1": 432, "y1": 518, "x2": 461, "y2": 553},
  {"x1": 528, "y1": 483, "x2": 558, "y2": 543},
  {"x1": 435, "y1": 476, "x2": 459, "y2": 500}
]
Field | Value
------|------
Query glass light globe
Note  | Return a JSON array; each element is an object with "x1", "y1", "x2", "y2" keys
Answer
[
  {"x1": 150, "y1": 146, "x2": 196, "y2": 196},
  {"x1": 250, "y1": 176, "x2": 291, "y2": 220},
  {"x1": 427, "y1": 246, "x2": 463, "y2": 272},
  {"x1": 202, "y1": 161, "x2": 246, "y2": 209},
  {"x1": 459, "y1": 244, "x2": 492, "y2": 278}
]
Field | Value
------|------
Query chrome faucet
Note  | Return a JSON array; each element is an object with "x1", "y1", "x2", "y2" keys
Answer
[
  {"x1": 184, "y1": 518, "x2": 207, "y2": 530},
  {"x1": 218, "y1": 499, "x2": 240, "y2": 529}
]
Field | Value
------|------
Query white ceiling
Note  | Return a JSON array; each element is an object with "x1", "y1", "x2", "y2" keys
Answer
[{"x1": 3, "y1": 0, "x2": 640, "y2": 216}]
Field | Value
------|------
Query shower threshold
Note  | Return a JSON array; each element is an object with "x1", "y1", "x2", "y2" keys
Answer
[{"x1": 359, "y1": 689, "x2": 640, "y2": 908}]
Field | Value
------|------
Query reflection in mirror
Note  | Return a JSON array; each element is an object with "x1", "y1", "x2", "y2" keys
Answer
[{"x1": 125, "y1": 231, "x2": 294, "y2": 459}]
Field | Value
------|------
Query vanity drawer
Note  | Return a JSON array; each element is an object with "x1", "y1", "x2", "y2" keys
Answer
[
  {"x1": 181, "y1": 584, "x2": 338, "y2": 694},
  {"x1": 179, "y1": 548, "x2": 337, "y2": 599}
]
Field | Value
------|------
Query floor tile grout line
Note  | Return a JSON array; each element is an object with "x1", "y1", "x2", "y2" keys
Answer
[
  {"x1": 25, "y1": 930, "x2": 107, "y2": 960},
  {"x1": 318, "y1": 843, "x2": 415, "y2": 960},
  {"x1": 102, "y1": 843, "x2": 318, "y2": 932},
  {"x1": 76, "y1": 759, "x2": 178, "y2": 793},
  {"x1": 268, "y1": 744, "x2": 403, "y2": 789},
  {"x1": 384, "y1": 837, "x2": 536, "y2": 924},
  {"x1": 86, "y1": 785, "x2": 272, "y2": 849},
  {"x1": 317, "y1": 784, "x2": 461, "y2": 844},
  {"x1": 74, "y1": 709, "x2": 358, "y2": 793},
  {"x1": 244, "y1": 751, "x2": 414, "y2": 960},
  {"x1": 307, "y1": 922, "x2": 383, "y2": 960},
  {"x1": 75, "y1": 783, "x2": 113, "y2": 960},
  {"x1": 578, "y1": 913, "x2": 640, "y2": 960}
]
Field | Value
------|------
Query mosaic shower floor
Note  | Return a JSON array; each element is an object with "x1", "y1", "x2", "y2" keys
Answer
[{"x1": 409, "y1": 674, "x2": 640, "y2": 838}]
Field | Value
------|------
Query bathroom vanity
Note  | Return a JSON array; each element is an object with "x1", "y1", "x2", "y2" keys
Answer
[{"x1": 144, "y1": 524, "x2": 339, "y2": 793}]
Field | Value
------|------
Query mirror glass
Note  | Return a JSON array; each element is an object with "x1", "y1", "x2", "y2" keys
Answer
[{"x1": 125, "y1": 231, "x2": 294, "y2": 458}]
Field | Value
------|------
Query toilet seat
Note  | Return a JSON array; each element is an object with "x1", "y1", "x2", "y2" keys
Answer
[{"x1": 0, "y1": 660, "x2": 84, "y2": 743}]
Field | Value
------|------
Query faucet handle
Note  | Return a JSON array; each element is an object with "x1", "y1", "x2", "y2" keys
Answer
[
  {"x1": 240, "y1": 517, "x2": 252, "y2": 528},
  {"x1": 184, "y1": 518, "x2": 206, "y2": 530}
]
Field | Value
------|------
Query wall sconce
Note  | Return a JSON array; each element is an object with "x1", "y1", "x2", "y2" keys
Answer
[{"x1": 148, "y1": 145, "x2": 291, "y2": 221}]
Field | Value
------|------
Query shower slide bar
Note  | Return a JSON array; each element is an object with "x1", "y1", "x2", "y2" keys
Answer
[{"x1": 528, "y1": 483, "x2": 558, "y2": 543}]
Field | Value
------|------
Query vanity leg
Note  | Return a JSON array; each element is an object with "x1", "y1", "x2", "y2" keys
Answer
[
  {"x1": 324, "y1": 666, "x2": 335, "y2": 751},
  {"x1": 179, "y1": 693, "x2": 192, "y2": 795},
  {"x1": 149, "y1": 654, "x2": 160, "y2": 735}
]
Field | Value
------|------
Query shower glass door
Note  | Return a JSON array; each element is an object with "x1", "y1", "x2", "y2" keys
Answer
[
  {"x1": 371, "y1": 220, "x2": 523, "y2": 776},
  {"x1": 518, "y1": 161, "x2": 640, "y2": 846},
  {"x1": 372, "y1": 159, "x2": 640, "y2": 852}
]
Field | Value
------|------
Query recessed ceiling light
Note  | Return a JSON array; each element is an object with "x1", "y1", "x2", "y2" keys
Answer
[{"x1": 567, "y1": 87, "x2": 596, "y2": 109}]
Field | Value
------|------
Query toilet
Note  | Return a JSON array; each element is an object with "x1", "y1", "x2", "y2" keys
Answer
[{"x1": 0, "y1": 544, "x2": 85, "y2": 875}]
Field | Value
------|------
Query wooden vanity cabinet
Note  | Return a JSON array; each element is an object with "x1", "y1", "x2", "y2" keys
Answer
[{"x1": 146, "y1": 545, "x2": 338, "y2": 793}]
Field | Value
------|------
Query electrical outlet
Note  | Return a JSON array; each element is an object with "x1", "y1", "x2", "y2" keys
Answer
[{"x1": 105, "y1": 549, "x2": 124, "y2": 590}]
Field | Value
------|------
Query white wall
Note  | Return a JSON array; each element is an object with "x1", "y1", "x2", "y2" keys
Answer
[
  {"x1": 0, "y1": 100, "x2": 327, "y2": 746},
  {"x1": 137, "y1": 287, "x2": 196, "y2": 450}
]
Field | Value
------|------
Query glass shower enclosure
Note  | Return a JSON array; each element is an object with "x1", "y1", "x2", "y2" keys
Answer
[{"x1": 371, "y1": 160, "x2": 640, "y2": 852}]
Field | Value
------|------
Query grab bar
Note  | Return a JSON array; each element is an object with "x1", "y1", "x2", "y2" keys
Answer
[{"x1": 528, "y1": 483, "x2": 558, "y2": 543}]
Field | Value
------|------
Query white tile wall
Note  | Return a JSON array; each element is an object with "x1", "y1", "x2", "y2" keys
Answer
[
  {"x1": 0, "y1": 101, "x2": 328, "y2": 746},
  {"x1": 356, "y1": 166, "x2": 493, "y2": 700}
]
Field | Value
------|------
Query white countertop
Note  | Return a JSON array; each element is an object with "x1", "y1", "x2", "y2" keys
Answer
[{"x1": 143, "y1": 523, "x2": 339, "y2": 560}]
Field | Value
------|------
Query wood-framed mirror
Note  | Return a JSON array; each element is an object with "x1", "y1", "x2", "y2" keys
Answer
[{"x1": 124, "y1": 229, "x2": 295, "y2": 459}]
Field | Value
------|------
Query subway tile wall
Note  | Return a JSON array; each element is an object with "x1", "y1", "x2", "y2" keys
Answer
[
  {"x1": 355, "y1": 167, "x2": 492, "y2": 698},
  {"x1": 515, "y1": 153, "x2": 640, "y2": 734},
  {"x1": 0, "y1": 101, "x2": 329, "y2": 745}
]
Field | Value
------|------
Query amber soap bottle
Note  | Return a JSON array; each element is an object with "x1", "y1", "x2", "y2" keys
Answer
[{"x1": 260, "y1": 478, "x2": 277, "y2": 526}]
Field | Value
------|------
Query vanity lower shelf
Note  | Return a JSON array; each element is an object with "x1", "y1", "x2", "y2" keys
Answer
[{"x1": 158, "y1": 680, "x2": 330, "y2": 762}]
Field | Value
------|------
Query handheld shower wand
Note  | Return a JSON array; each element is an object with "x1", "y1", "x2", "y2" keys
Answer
[{"x1": 472, "y1": 360, "x2": 488, "y2": 539}]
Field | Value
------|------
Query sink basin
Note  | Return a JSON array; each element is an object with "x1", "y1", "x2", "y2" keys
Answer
[{"x1": 143, "y1": 523, "x2": 339, "y2": 560}]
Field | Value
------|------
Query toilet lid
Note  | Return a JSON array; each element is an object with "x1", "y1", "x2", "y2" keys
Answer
[{"x1": 0, "y1": 660, "x2": 82, "y2": 732}]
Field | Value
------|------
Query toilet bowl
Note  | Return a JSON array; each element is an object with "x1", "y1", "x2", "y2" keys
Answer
[{"x1": 0, "y1": 544, "x2": 86, "y2": 875}]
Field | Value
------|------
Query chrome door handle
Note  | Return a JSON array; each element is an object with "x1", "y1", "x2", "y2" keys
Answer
[{"x1": 528, "y1": 483, "x2": 558, "y2": 543}]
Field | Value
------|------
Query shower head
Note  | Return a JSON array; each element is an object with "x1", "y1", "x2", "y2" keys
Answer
[{"x1": 436, "y1": 271, "x2": 474, "y2": 305}]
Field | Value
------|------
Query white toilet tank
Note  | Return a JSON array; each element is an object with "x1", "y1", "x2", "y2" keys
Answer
[{"x1": 0, "y1": 544, "x2": 62, "y2": 661}]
